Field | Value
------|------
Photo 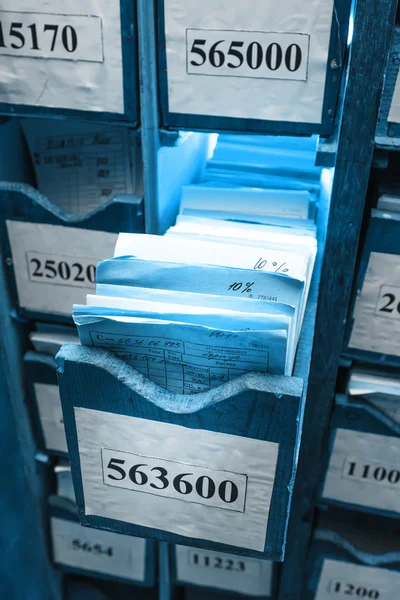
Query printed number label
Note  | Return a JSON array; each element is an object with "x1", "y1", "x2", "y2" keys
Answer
[
  {"x1": 0, "y1": 11, "x2": 103, "y2": 62},
  {"x1": 102, "y1": 449, "x2": 247, "y2": 513},
  {"x1": 343, "y1": 457, "x2": 400, "y2": 488},
  {"x1": 189, "y1": 549, "x2": 260, "y2": 576},
  {"x1": 330, "y1": 580, "x2": 380, "y2": 598},
  {"x1": 27, "y1": 252, "x2": 96, "y2": 288},
  {"x1": 375, "y1": 285, "x2": 400, "y2": 319},
  {"x1": 187, "y1": 29, "x2": 309, "y2": 81},
  {"x1": 72, "y1": 539, "x2": 113, "y2": 557}
]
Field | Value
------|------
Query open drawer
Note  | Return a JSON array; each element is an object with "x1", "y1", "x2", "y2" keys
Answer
[{"x1": 57, "y1": 344, "x2": 303, "y2": 561}]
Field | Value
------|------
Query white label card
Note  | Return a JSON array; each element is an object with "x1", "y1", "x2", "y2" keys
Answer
[
  {"x1": 176, "y1": 545, "x2": 273, "y2": 596},
  {"x1": 0, "y1": 0, "x2": 125, "y2": 113},
  {"x1": 164, "y1": 0, "x2": 335, "y2": 123},
  {"x1": 75, "y1": 408, "x2": 280, "y2": 551},
  {"x1": 349, "y1": 252, "x2": 400, "y2": 357},
  {"x1": 186, "y1": 30, "x2": 309, "y2": 81},
  {"x1": 322, "y1": 429, "x2": 400, "y2": 514},
  {"x1": 6, "y1": 221, "x2": 118, "y2": 317},
  {"x1": 51, "y1": 517, "x2": 146, "y2": 582},
  {"x1": 34, "y1": 383, "x2": 67, "y2": 454},
  {"x1": 0, "y1": 11, "x2": 103, "y2": 62},
  {"x1": 315, "y1": 559, "x2": 398, "y2": 600}
]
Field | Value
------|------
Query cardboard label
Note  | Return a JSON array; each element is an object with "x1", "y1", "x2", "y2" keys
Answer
[{"x1": 51, "y1": 517, "x2": 147, "y2": 582}]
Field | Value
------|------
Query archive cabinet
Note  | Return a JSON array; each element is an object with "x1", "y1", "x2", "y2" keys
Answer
[
  {"x1": 0, "y1": 0, "x2": 139, "y2": 125},
  {"x1": 319, "y1": 394, "x2": 400, "y2": 520},
  {"x1": 157, "y1": 0, "x2": 351, "y2": 135}
]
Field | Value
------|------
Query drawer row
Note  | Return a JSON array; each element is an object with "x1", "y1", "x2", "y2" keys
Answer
[{"x1": 0, "y1": 0, "x2": 351, "y2": 136}]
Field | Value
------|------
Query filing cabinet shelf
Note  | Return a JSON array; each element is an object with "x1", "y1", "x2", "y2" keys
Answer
[{"x1": 0, "y1": 0, "x2": 398, "y2": 598}]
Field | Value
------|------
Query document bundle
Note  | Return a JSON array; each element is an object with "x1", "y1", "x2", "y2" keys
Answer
[{"x1": 73, "y1": 135, "x2": 320, "y2": 394}]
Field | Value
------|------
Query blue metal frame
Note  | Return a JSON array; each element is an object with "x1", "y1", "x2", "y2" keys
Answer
[
  {"x1": 0, "y1": 1, "x2": 139, "y2": 126},
  {"x1": 156, "y1": 0, "x2": 351, "y2": 136}
]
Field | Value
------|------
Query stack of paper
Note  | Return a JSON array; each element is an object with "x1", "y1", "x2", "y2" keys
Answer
[
  {"x1": 73, "y1": 134, "x2": 319, "y2": 394},
  {"x1": 348, "y1": 368, "x2": 400, "y2": 423}
]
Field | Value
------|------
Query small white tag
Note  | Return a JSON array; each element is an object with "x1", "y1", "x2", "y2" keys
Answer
[
  {"x1": 0, "y1": 11, "x2": 103, "y2": 62},
  {"x1": 349, "y1": 252, "x2": 400, "y2": 357},
  {"x1": 51, "y1": 517, "x2": 147, "y2": 582},
  {"x1": 315, "y1": 559, "x2": 398, "y2": 600},
  {"x1": 176, "y1": 545, "x2": 273, "y2": 596},
  {"x1": 34, "y1": 383, "x2": 67, "y2": 454},
  {"x1": 6, "y1": 221, "x2": 117, "y2": 317},
  {"x1": 322, "y1": 429, "x2": 400, "y2": 513},
  {"x1": 186, "y1": 30, "x2": 309, "y2": 81},
  {"x1": 75, "y1": 408, "x2": 280, "y2": 551}
]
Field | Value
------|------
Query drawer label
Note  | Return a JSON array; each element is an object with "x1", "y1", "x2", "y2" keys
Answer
[
  {"x1": 186, "y1": 29, "x2": 309, "y2": 81},
  {"x1": 322, "y1": 429, "x2": 400, "y2": 513},
  {"x1": 0, "y1": 0, "x2": 125, "y2": 113},
  {"x1": 102, "y1": 448, "x2": 247, "y2": 513},
  {"x1": 27, "y1": 251, "x2": 96, "y2": 288},
  {"x1": 0, "y1": 11, "x2": 103, "y2": 62},
  {"x1": 315, "y1": 559, "x2": 397, "y2": 600},
  {"x1": 349, "y1": 252, "x2": 400, "y2": 357},
  {"x1": 175, "y1": 545, "x2": 273, "y2": 596},
  {"x1": 7, "y1": 221, "x2": 117, "y2": 317},
  {"x1": 51, "y1": 517, "x2": 146, "y2": 582},
  {"x1": 164, "y1": 0, "x2": 335, "y2": 123},
  {"x1": 75, "y1": 407, "x2": 280, "y2": 551},
  {"x1": 34, "y1": 383, "x2": 67, "y2": 454}
]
